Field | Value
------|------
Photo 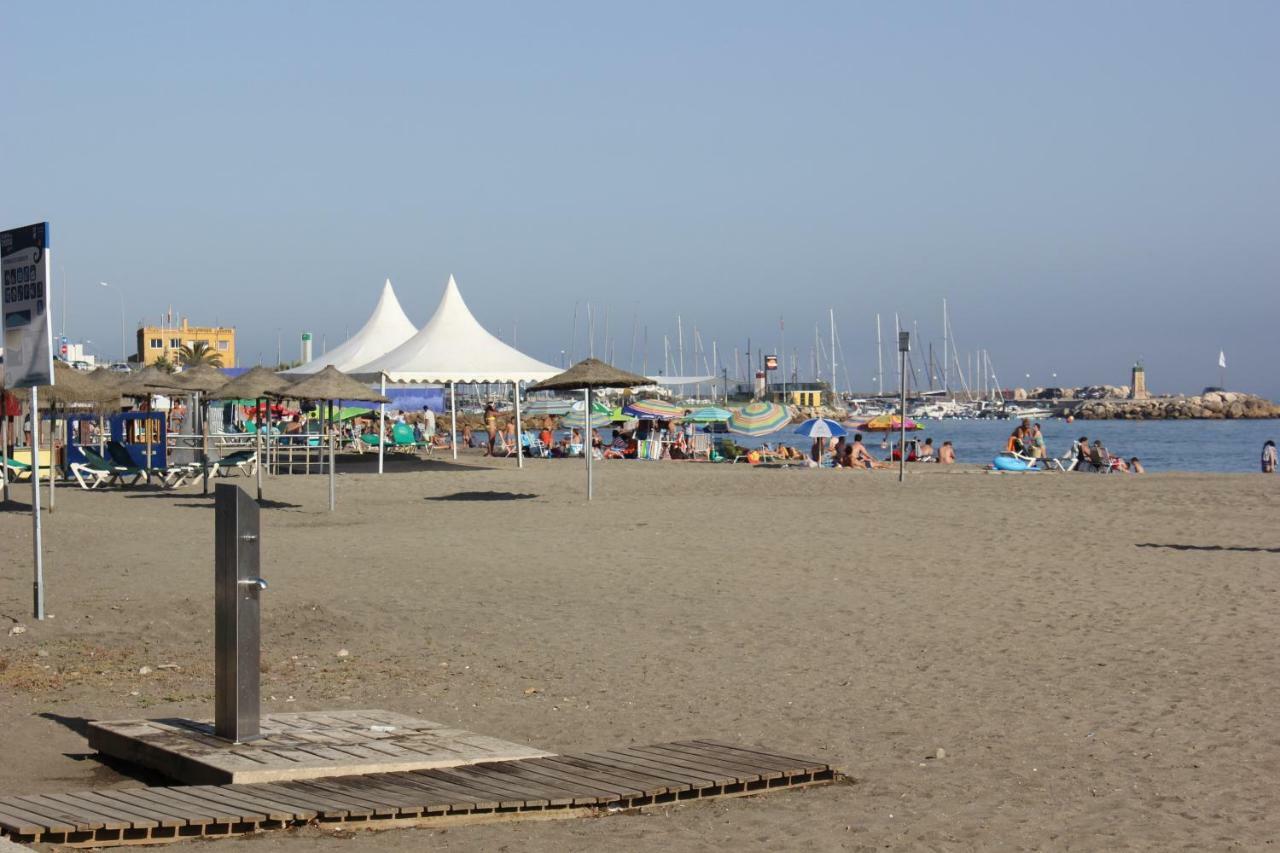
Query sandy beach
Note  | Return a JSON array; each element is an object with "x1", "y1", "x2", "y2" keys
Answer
[{"x1": 2, "y1": 455, "x2": 1278, "y2": 851}]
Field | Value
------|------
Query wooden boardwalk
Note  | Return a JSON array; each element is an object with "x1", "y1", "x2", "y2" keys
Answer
[
  {"x1": 87, "y1": 710, "x2": 553, "y2": 784},
  {"x1": 0, "y1": 741, "x2": 836, "y2": 847}
]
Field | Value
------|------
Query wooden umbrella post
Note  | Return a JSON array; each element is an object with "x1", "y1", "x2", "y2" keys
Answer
[{"x1": 201, "y1": 391, "x2": 210, "y2": 495}]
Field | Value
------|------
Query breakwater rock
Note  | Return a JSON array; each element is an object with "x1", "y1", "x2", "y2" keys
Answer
[{"x1": 1076, "y1": 392, "x2": 1280, "y2": 420}]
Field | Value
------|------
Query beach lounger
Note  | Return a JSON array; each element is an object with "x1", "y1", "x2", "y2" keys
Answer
[
  {"x1": 3, "y1": 456, "x2": 33, "y2": 482},
  {"x1": 208, "y1": 449, "x2": 258, "y2": 477},
  {"x1": 105, "y1": 441, "x2": 198, "y2": 487},
  {"x1": 72, "y1": 448, "x2": 146, "y2": 488}
]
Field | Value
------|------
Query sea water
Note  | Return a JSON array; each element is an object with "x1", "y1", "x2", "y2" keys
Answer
[{"x1": 745, "y1": 419, "x2": 1280, "y2": 473}]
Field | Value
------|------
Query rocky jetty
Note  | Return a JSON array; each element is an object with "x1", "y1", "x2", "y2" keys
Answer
[{"x1": 1074, "y1": 391, "x2": 1280, "y2": 420}]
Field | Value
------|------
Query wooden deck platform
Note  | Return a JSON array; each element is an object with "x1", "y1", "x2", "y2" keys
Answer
[
  {"x1": 86, "y1": 710, "x2": 553, "y2": 785},
  {"x1": 0, "y1": 740, "x2": 837, "y2": 847}
]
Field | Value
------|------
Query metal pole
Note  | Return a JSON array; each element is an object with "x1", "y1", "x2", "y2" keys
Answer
[
  {"x1": 31, "y1": 387, "x2": 45, "y2": 620},
  {"x1": 48, "y1": 403, "x2": 56, "y2": 511},
  {"x1": 585, "y1": 387, "x2": 593, "y2": 500},
  {"x1": 255, "y1": 397, "x2": 263, "y2": 502},
  {"x1": 450, "y1": 382, "x2": 458, "y2": 459},
  {"x1": 377, "y1": 373, "x2": 386, "y2": 474},
  {"x1": 214, "y1": 482, "x2": 265, "y2": 743},
  {"x1": 899, "y1": 348, "x2": 907, "y2": 483},
  {"x1": 1, "y1": 402, "x2": 8, "y2": 504},
  {"x1": 201, "y1": 391, "x2": 211, "y2": 495},
  {"x1": 514, "y1": 381, "x2": 523, "y2": 469}
]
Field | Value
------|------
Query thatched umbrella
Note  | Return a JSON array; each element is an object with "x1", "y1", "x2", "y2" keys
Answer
[
  {"x1": 529, "y1": 358, "x2": 654, "y2": 500},
  {"x1": 272, "y1": 366, "x2": 389, "y2": 511},
  {"x1": 115, "y1": 365, "x2": 174, "y2": 396},
  {"x1": 209, "y1": 367, "x2": 293, "y2": 502},
  {"x1": 148, "y1": 365, "x2": 229, "y2": 494}
]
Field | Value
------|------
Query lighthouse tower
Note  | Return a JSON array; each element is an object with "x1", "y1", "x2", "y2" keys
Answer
[{"x1": 1129, "y1": 361, "x2": 1149, "y2": 400}]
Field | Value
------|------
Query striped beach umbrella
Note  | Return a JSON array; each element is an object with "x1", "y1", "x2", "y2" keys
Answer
[
  {"x1": 684, "y1": 406, "x2": 732, "y2": 423},
  {"x1": 727, "y1": 402, "x2": 791, "y2": 436},
  {"x1": 793, "y1": 417, "x2": 847, "y2": 439},
  {"x1": 623, "y1": 399, "x2": 686, "y2": 420},
  {"x1": 855, "y1": 414, "x2": 923, "y2": 432},
  {"x1": 560, "y1": 400, "x2": 613, "y2": 429},
  {"x1": 522, "y1": 398, "x2": 573, "y2": 417}
]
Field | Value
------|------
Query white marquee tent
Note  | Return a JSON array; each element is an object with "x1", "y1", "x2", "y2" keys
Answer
[
  {"x1": 289, "y1": 279, "x2": 416, "y2": 374},
  {"x1": 353, "y1": 275, "x2": 559, "y2": 466}
]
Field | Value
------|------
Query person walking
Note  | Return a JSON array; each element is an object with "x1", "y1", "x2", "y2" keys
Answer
[
  {"x1": 483, "y1": 403, "x2": 498, "y2": 456},
  {"x1": 1263, "y1": 440, "x2": 1277, "y2": 473}
]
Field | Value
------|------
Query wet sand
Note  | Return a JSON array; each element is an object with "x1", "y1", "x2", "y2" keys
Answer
[{"x1": 2, "y1": 454, "x2": 1278, "y2": 850}]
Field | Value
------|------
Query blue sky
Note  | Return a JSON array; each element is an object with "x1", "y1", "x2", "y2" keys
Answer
[{"x1": 4, "y1": 2, "x2": 1277, "y2": 396}]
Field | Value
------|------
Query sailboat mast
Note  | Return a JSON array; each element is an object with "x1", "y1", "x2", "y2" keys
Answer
[
  {"x1": 942, "y1": 298, "x2": 949, "y2": 394},
  {"x1": 875, "y1": 313, "x2": 884, "y2": 396},
  {"x1": 829, "y1": 308, "x2": 837, "y2": 395}
]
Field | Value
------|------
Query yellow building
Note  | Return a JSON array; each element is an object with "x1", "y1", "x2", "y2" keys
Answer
[{"x1": 135, "y1": 318, "x2": 236, "y2": 367}]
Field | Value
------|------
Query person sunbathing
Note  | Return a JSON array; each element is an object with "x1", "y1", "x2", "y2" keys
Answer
[
  {"x1": 1129, "y1": 457, "x2": 1145, "y2": 474},
  {"x1": 916, "y1": 438, "x2": 935, "y2": 461},
  {"x1": 937, "y1": 441, "x2": 956, "y2": 464},
  {"x1": 850, "y1": 434, "x2": 887, "y2": 469}
]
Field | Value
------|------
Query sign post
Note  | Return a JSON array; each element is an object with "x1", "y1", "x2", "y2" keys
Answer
[{"x1": 2, "y1": 222, "x2": 55, "y2": 619}]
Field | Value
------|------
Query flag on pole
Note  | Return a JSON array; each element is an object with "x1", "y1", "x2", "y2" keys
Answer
[{"x1": 1218, "y1": 350, "x2": 1227, "y2": 369}]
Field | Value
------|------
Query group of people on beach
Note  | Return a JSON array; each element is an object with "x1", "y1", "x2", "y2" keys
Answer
[{"x1": 801, "y1": 433, "x2": 956, "y2": 469}]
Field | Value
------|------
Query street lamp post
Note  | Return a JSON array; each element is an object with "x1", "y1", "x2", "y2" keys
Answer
[{"x1": 99, "y1": 282, "x2": 126, "y2": 366}]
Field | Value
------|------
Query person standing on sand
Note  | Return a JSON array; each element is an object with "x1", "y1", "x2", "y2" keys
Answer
[
  {"x1": 1263, "y1": 440, "x2": 1278, "y2": 473},
  {"x1": 422, "y1": 405, "x2": 436, "y2": 440},
  {"x1": 483, "y1": 403, "x2": 498, "y2": 455}
]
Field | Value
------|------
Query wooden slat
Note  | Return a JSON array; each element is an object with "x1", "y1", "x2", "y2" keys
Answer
[
  {"x1": 636, "y1": 744, "x2": 783, "y2": 780},
  {"x1": 3, "y1": 795, "x2": 99, "y2": 832},
  {"x1": 0, "y1": 801, "x2": 48, "y2": 835},
  {"x1": 691, "y1": 740, "x2": 831, "y2": 772},
  {"x1": 158, "y1": 787, "x2": 268, "y2": 822},
  {"x1": 514, "y1": 758, "x2": 644, "y2": 800},
  {"x1": 99, "y1": 789, "x2": 216, "y2": 826},
  {"x1": 129, "y1": 787, "x2": 250, "y2": 824},
  {"x1": 279, "y1": 779, "x2": 399, "y2": 816},
  {"x1": 185, "y1": 785, "x2": 306, "y2": 822},
  {"x1": 620, "y1": 746, "x2": 762, "y2": 783},
  {"x1": 418, "y1": 768, "x2": 539, "y2": 809},
  {"x1": 584, "y1": 750, "x2": 719, "y2": 789},
  {"x1": 248, "y1": 782, "x2": 369, "y2": 819},
  {"x1": 461, "y1": 762, "x2": 604, "y2": 806},
  {"x1": 457, "y1": 764, "x2": 581, "y2": 806},
  {"x1": 61, "y1": 791, "x2": 178, "y2": 828},
  {"x1": 676, "y1": 741, "x2": 827, "y2": 776},
  {"x1": 361, "y1": 773, "x2": 470, "y2": 811},
  {"x1": 9, "y1": 788, "x2": 117, "y2": 829},
  {"x1": 550, "y1": 754, "x2": 680, "y2": 795},
  {"x1": 403, "y1": 767, "x2": 549, "y2": 810},
  {"x1": 535, "y1": 757, "x2": 671, "y2": 797},
  {"x1": 438, "y1": 765, "x2": 566, "y2": 806}
]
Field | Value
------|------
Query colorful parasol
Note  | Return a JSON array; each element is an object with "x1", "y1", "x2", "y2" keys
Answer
[
  {"x1": 854, "y1": 414, "x2": 923, "y2": 432},
  {"x1": 622, "y1": 399, "x2": 686, "y2": 420},
  {"x1": 684, "y1": 406, "x2": 732, "y2": 423},
  {"x1": 727, "y1": 402, "x2": 791, "y2": 436}
]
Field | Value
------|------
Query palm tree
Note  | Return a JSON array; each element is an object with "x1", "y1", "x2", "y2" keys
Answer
[
  {"x1": 153, "y1": 355, "x2": 178, "y2": 374},
  {"x1": 177, "y1": 341, "x2": 223, "y2": 368}
]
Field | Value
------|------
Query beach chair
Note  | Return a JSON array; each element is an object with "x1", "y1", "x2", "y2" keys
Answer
[
  {"x1": 518, "y1": 431, "x2": 549, "y2": 458},
  {"x1": 1085, "y1": 445, "x2": 1116, "y2": 473},
  {"x1": 74, "y1": 447, "x2": 146, "y2": 488},
  {"x1": 104, "y1": 441, "x2": 196, "y2": 487},
  {"x1": 3, "y1": 456, "x2": 33, "y2": 482},
  {"x1": 211, "y1": 449, "x2": 258, "y2": 477}
]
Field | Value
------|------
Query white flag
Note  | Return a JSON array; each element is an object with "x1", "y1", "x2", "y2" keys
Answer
[{"x1": 1218, "y1": 350, "x2": 1227, "y2": 369}]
